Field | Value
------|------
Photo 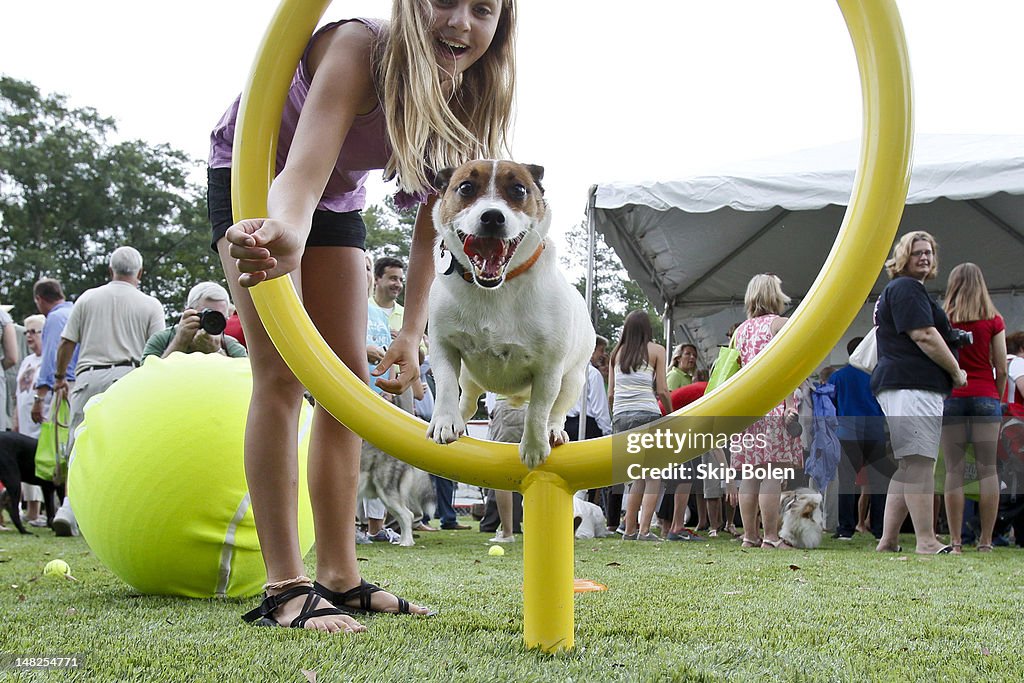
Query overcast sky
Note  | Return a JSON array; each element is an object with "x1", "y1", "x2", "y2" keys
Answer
[{"x1": 2, "y1": 1, "x2": 1023, "y2": 239}]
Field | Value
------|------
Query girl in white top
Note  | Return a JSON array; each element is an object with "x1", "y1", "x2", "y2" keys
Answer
[{"x1": 608, "y1": 310, "x2": 672, "y2": 540}]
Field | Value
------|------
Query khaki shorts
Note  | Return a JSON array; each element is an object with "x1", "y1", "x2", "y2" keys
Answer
[
  {"x1": 488, "y1": 401, "x2": 527, "y2": 443},
  {"x1": 876, "y1": 389, "x2": 944, "y2": 459}
]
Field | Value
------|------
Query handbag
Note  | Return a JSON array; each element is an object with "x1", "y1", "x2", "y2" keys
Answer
[
  {"x1": 849, "y1": 327, "x2": 878, "y2": 374},
  {"x1": 706, "y1": 334, "x2": 741, "y2": 392},
  {"x1": 34, "y1": 396, "x2": 71, "y2": 484}
]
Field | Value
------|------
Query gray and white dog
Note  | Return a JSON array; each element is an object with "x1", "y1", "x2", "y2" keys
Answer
[{"x1": 358, "y1": 441, "x2": 437, "y2": 547}]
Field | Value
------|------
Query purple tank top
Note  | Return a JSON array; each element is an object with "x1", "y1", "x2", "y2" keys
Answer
[{"x1": 208, "y1": 18, "x2": 421, "y2": 212}]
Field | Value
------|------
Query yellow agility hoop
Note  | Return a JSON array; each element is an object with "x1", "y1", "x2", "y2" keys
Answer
[{"x1": 233, "y1": 0, "x2": 913, "y2": 652}]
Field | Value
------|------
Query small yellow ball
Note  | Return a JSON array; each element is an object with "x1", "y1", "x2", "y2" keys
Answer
[
  {"x1": 488, "y1": 545, "x2": 505, "y2": 557},
  {"x1": 43, "y1": 559, "x2": 71, "y2": 578}
]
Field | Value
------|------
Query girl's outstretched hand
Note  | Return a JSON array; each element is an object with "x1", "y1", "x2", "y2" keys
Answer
[
  {"x1": 372, "y1": 333, "x2": 421, "y2": 395},
  {"x1": 226, "y1": 218, "x2": 305, "y2": 287}
]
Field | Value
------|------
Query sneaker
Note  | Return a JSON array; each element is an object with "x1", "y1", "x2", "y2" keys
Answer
[
  {"x1": 615, "y1": 524, "x2": 626, "y2": 535},
  {"x1": 667, "y1": 529, "x2": 702, "y2": 541},
  {"x1": 488, "y1": 533, "x2": 515, "y2": 543},
  {"x1": 355, "y1": 529, "x2": 373, "y2": 545},
  {"x1": 637, "y1": 532, "x2": 662, "y2": 542},
  {"x1": 441, "y1": 522, "x2": 471, "y2": 530},
  {"x1": 52, "y1": 502, "x2": 78, "y2": 537},
  {"x1": 832, "y1": 532, "x2": 854, "y2": 541},
  {"x1": 28, "y1": 517, "x2": 49, "y2": 528},
  {"x1": 621, "y1": 532, "x2": 639, "y2": 541},
  {"x1": 369, "y1": 528, "x2": 401, "y2": 544}
]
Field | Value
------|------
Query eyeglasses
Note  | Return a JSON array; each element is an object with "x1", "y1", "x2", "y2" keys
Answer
[{"x1": 910, "y1": 249, "x2": 933, "y2": 258}]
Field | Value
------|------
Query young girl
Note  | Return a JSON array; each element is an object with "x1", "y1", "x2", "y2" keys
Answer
[
  {"x1": 941, "y1": 262, "x2": 1007, "y2": 553},
  {"x1": 608, "y1": 310, "x2": 672, "y2": 541},
  {"x1": 207, "y1": 0, "x2": 517, "y2": 632}
]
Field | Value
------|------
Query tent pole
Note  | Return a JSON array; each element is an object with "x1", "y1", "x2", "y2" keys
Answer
[
  {"x1": 578, "y1": 186, "x2": 599, "y2": 442},
  {"x1": 664, "y1": 301, "x2": 674, "y2": 361}
]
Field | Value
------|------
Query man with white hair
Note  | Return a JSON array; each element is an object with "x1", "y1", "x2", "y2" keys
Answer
[
  {"x1": 52, "y1": 246, "x2": 164, "y2": 536},
  {"x1": 142, "y1": 281, "x2": 247, "y2": 359}
]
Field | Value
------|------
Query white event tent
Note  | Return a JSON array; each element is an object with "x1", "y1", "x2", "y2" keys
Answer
[{"x1": 588, "y1": 134, "x2": 1024, "y2": 369}]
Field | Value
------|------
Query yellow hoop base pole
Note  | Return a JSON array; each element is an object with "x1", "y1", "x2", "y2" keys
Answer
[{"x1": 522, "y1": 473, "x2": 574, "y2": 652}]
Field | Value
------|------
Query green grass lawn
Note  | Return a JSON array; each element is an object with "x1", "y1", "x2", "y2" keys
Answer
[{"x1": 2, "y1": 524, "x2": 1023, "y2": 682}]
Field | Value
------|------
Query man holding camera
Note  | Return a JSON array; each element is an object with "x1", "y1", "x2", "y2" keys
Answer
[
  {"x1": 143, "y1": 282, "x2": 247, "y2": 360},
  {"x1": 52, "y1": 246, "x2": 165, "y2": 535}
]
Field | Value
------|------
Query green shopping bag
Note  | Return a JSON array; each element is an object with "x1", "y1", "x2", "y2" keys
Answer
[
  {"x1": 706, "y1": 335, "x2": 740, "y2": 392},
  {"x1": 35, "y1": 397, "x2": 71, "y2": 484}
]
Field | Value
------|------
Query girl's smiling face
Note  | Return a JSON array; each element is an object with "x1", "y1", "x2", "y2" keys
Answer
[{"x1": 430, "y1": 0, "x2": 502, "y2": 75}]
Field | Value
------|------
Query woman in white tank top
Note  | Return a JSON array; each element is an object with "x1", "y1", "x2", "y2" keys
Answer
[{"x1": 608, "y1": 310, "x2": 672, "y2": 541}]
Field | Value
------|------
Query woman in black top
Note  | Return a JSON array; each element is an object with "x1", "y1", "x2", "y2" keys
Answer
[{"x1": 871, "y1": 231, "x2": 966, "y2": 555}]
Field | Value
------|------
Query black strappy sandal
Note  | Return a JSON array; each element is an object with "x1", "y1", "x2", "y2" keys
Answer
[
  {"x1": 241, "y1": 584, "x2": 359, "y2": 629},
  {"x1": 313, "y1": 579, "x2": 436, "y2": 617}
]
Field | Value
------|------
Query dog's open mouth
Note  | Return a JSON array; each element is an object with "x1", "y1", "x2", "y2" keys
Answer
[{"x1": 458, "y1": 231, "x2": 524, "y2": 287}]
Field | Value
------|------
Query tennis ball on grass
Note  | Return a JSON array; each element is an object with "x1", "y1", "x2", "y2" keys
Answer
[
  {"x1": 488, "y1": 545, "x2": 505, "y2": 557},
  {"x1": 43, "y1": 559, "x2": 71, "y2": 578},
  {"x1": 68, "y1": 353, "x2": 315, "y2": 598}
]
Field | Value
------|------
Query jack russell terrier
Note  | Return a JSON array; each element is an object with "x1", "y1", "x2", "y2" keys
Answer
[{"x1": 427, "y1": 160, "x2": 596, "y2": 468}]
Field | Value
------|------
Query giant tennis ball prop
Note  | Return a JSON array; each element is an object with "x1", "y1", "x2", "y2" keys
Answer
[{"x1": 67, "y1": 353, "x2": 315, "y2": 598}]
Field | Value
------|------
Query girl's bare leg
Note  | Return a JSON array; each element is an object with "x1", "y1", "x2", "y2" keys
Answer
[
  {"x1": 300, "y1": 247, "x2": 431, "y2": 614},
  {"x1": 972, "y1": 420, "x2": 1001, "y2": 548},
  {"x1": 220, "y1": 242, "x2": 362, "y2": 633},
  {"x1": 941, "y1": 423, "x2": 967, "y2": 551}
]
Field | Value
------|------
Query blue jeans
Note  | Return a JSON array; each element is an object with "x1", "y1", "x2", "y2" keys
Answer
[
  {"x1": 943, "y1": 396, "x2": 1002, "y2": 423},
  {"x1": 431, "y1": 475, "x2": 458, "y2": 526}
]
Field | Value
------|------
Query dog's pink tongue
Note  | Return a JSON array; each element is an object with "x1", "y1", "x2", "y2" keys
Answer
[{"x1": 463, "y1": 236, "x2": 506, "y2": 278}]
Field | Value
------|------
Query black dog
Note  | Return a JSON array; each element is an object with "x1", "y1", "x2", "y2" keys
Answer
[{"x1": 0, "y1": 432, "x2": 61, "y2": 534}]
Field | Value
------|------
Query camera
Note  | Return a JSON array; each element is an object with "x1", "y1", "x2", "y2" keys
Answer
[
  {"x1": 198, "y1": 308, "x2": 227, "y2": 335},
  {"x1": 947, "y1": 328, "x2": 974, "y2": 349}
]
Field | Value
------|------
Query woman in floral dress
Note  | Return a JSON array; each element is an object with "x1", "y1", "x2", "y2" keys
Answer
[{"x1": 732, "y1": 274, "x2": 803, "y2": 548}]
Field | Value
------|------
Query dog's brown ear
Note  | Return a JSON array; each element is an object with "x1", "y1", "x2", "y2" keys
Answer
[
  {"x1": 434, "y1": 167, "x2": 455, "y2": 193},
  {"x1": 525, "y1": 164, "x2": 545, "y2": 194},
  {"x1": 801, "y1": 502, "x2": 816, "y2": 519}
]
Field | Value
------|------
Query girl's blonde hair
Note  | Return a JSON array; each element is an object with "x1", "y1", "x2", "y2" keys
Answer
[
  {"x1": 885, "y1": 231, "x2": 938, "y2": 280},
  {"x1": 944, "y1": 262, "x2": 999, "y2": 323},
  {"x1": 375, "y1": 0, "x2": 516, "y2": 196},
  {"x1": 744, "y1": 273, "x2": 790, "y2": 319}
]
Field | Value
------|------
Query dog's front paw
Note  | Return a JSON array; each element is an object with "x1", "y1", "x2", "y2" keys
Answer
[
  {"x1": 519, "y1": 436, "x2": 551, "y2": 469},
  {"x1": 426, "y1": 413, "x2": 466, "y2": 445},
  {"x1": 548, "y1": 427, "x2": 570, "y2": 447}
]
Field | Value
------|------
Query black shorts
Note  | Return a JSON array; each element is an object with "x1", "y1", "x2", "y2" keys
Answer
[{"x1": 206, "y1": 166, "x2": 367, "y2": 252}]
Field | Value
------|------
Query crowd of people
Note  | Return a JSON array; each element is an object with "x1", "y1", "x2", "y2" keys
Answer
[
  {"x1": 0, "y1": 247, "x2": 248, "y2": 534},
  {"x1": 565, "y1": 231, "x2": 1023, "y2": 556}
]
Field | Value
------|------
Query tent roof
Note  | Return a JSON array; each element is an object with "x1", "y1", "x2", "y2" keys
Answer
[{"x1": 591, "y1": 133, "x2": 1024, "y2": 322}]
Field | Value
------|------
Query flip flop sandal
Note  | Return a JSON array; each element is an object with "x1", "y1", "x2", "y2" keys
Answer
[
  {"x1": 241, "y1": 585, "x2": 359, "y2": 629},
  {"x1": 977, "y1": 544, "x2": 994, "y2": 553},
  {"x1": 313, "y1": 579, "x2": 436, "y2": 617},
  {"x1": 761, "y1": 538, "x2": 796, "y2": 549}
]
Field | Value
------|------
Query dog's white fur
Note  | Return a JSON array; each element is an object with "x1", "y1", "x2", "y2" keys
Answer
[
  {"x1": 779, "y1": 488, "x2": 824, "y2": 549},
  {"x1": 358, "y1": 442, "x2": 436, "y2": 547},
  {"x1": 428, "y1": 160, "x2": 596, "y2": 468},
  {"x1": 573, "y1": 493, "x2": 612, "y2": 539}
]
